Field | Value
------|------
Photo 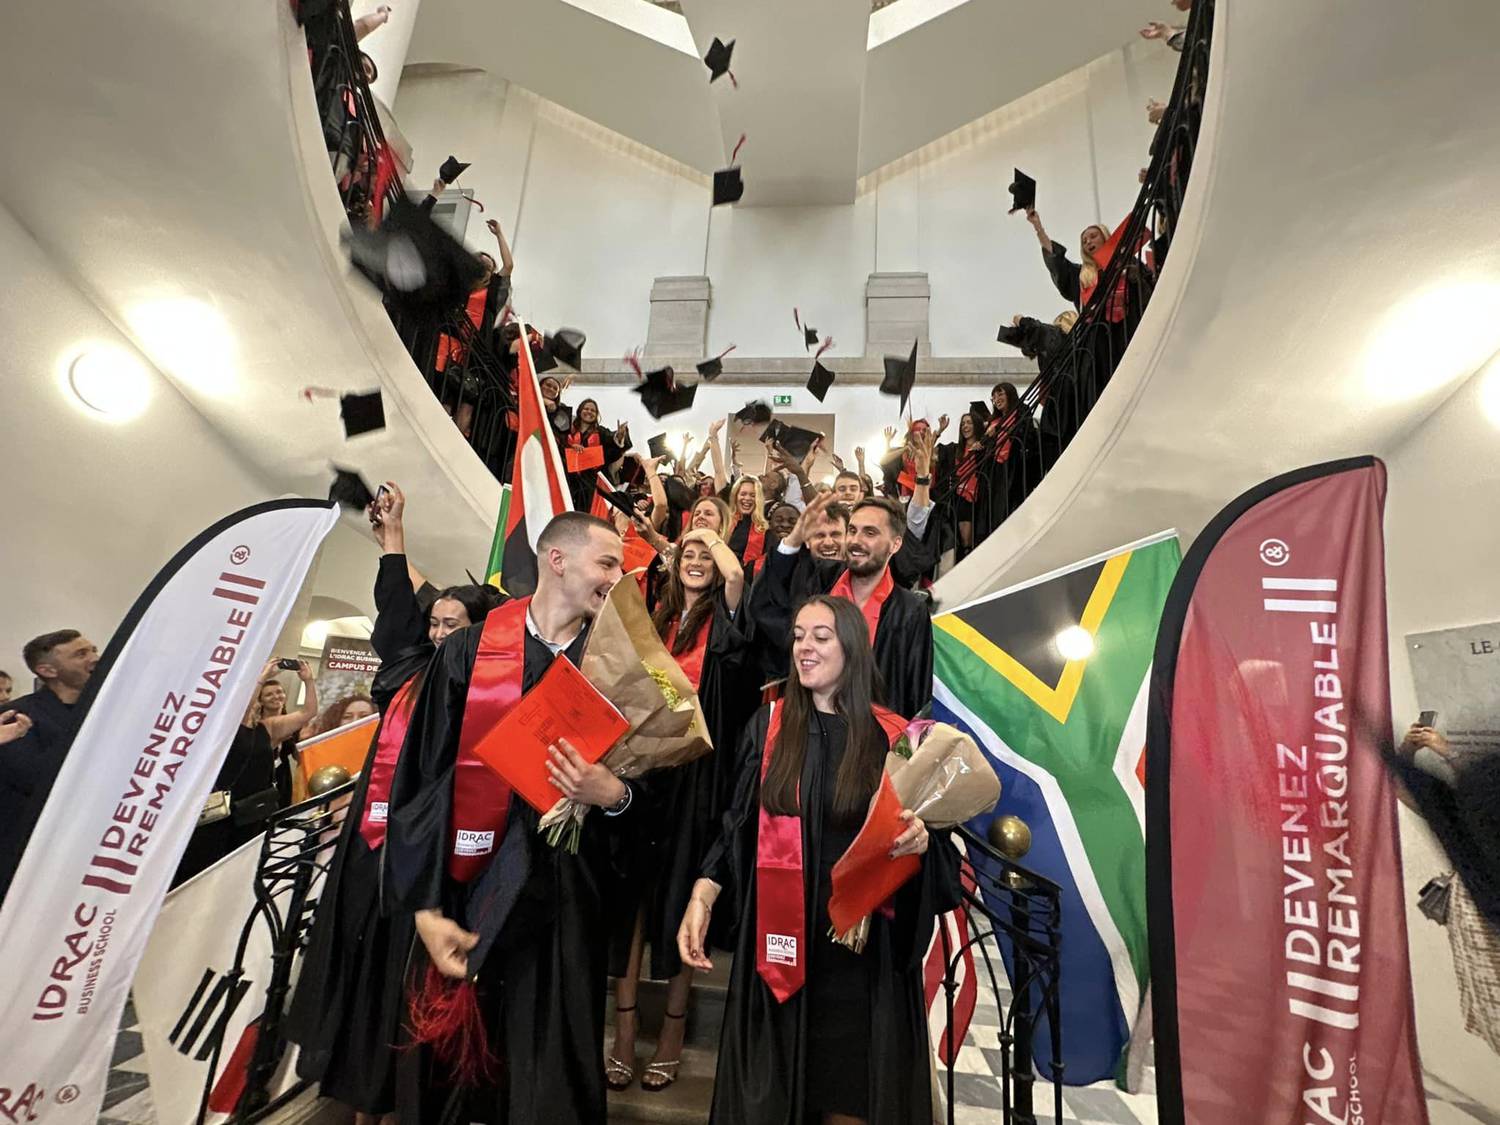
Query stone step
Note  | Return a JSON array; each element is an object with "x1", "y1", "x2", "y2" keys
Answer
[
  {"x1": 605, "y1": 957, "x2": 731, "y2": 1051},
  {"x1": 605, "y1": 1040, "x2": 717, "y2": 1122}
]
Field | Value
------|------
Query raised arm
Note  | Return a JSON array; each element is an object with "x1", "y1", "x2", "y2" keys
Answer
[
  {"x1": 1025, "y1": 207, "x2": 1052, "y2": 252},
  {"x1": 262, "y1": 661, "x2": 319, "y2": 744},
  {"x1": 684, "y1": 527, "x2": 745, "y2": 612},
  {"x1": 707, "y1": 418, "x2": 729, "y2": 492},
  {"x1": 636, "y1": 453, "x2": 670, "y2": 531},
  {"x1": 353, "y1": 4, "x2": 391, "y2": 41},
  {"x1": 485, "y1": 218, "x2": 514, "y2": 276}
]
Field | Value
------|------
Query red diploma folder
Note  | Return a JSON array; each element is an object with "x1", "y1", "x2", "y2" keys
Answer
[
  {"x1": 470, "y1": 656, "x2": 629, "y2": 813},
  {"x1": 827, "y1": 773, "x2": 921, "y2": 936},
  {"x1": 566, "y1": 446, "x2": 606, "y2": 472}
]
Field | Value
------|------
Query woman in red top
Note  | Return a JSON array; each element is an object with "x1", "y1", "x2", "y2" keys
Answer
[
  {"x1": 607, "y1": 528, "x2": 752, "y2": 1093},
  {"x1": 945, "y1": 412, "x2": 988, "y2": 559}
]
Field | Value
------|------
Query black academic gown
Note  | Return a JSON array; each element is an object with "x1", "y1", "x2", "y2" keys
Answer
[
  {"x1": 382, "y1": 614, "x2": 649, "y2": 1125},
  {"x1": 0, "y1": 688, "x2": 83, "y2": 906},
  {"x1": 609, "y1": 591, "x2": 754, "y2": 980},
  {"x1": 700, "y1": 706, "x2": 962, "y2": 1124},
  {"x1": 748, "y1": 546, "x2": 934, "y2": 717},
  {"x1": 286, "y1": 553, "x2": 431, "y2": 1113}
]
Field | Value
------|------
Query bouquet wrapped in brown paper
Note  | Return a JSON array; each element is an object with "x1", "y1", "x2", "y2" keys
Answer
[
  {"x1": 827, "y1": 719, "x2": 1000, "y2": 948},
  {"x1": 537, "y1": 574, "x2": 713, "y2": 850}
]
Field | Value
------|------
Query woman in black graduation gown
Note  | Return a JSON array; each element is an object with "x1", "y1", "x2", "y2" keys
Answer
[
  {"x1": 678, "y1": 595, "x2": 962, "y2": 1125},
  {"x1": 287, "y1": 486, "x2": 499, "y2": 1124},
  {"x1": 173, "y1": 660, "x2": 318, "y2": 887},
  {"x1": 606, "y1": 526, "x2": 753, "y2": 1092}
]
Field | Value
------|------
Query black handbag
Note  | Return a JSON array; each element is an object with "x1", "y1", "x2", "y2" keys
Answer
[{"x1": 231, "y1": 787, "x2": 281, "y2": 828}]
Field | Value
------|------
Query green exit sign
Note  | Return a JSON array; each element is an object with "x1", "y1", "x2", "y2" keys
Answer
[{"x1": 773, "y1": 394, "x2": 793, "y2": 406}]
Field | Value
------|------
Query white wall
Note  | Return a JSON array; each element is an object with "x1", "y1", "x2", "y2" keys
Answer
[
  {"x1": 391, "y1": 42, "x2": 1176, "y2": 359},
  {"x1": 0, "y1": 205, "x2": 269, "y2": 673},
  {"x1": 1383, "y1": 355, "x2": 1500, "y2": 1107}
]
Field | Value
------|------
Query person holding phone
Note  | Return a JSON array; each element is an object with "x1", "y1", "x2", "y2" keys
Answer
[{"x1": 172, "y1": 659, "x2": 318, "y2": 886}]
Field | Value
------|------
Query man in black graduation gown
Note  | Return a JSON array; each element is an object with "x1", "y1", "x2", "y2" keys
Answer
[
  {"x1": 0, "y1": 629, "x2": 98, "y2": 905},
  {"x1": 382, "y1": 512, "x2": 647, "y2": 1125},
  {"x1": 749, "y1": 492, "x2": 933, "y2": 717}
]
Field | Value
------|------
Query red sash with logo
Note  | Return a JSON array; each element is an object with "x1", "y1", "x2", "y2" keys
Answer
[
  {"x1": 831, "y1": 565, "x2": 894, "y2": 645},
  {"x1": 664, "y1": 614, "x2": 710, "y2": 692},
  {"x1": 755, "y1": 701, "x2": 908, "y2": 1003},
  {"x1": 357, "y1": 673, "x2": 419, "y2": 850},
  {"x1": 448, "y1": 596, "x2": 529, "y2": 882}
]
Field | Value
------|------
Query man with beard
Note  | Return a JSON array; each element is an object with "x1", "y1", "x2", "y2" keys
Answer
[
  {"x1": 381, "y1": 512, "x2": 649, "y2": 1125},
  {"x1": 749, "y1": 491, "x2": 933, "y2": 716},
  {"x1": 0, "y1": 630, "x2": 99, "y2": 903}
]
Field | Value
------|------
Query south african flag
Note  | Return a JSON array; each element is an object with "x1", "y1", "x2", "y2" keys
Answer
[{"x1": 931, "y1": 532, "x2": 1180, "y2": 1085}]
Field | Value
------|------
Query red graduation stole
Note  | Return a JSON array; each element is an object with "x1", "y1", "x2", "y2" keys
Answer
[
  {"x1": 755, "y1": 702, "x2": 909, "y2": 1003},
  {"x1": 733, "y1": 518, "x2": 766, "y2": 566},
  {"x1": 357, "y1": 673, "x2": 419, "y2": 850},
  {"x1": 830, "y1": 564, "x2": 895, "y2": 645},
  {"x1": 448, "y1": 596, "x2": 529, "y2": 882},
  {"x1": 664, "y1": 613, "x2": 710, "y2": 692}
]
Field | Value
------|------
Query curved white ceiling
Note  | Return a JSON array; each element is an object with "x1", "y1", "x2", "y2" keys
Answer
[
  {"x1": 402, "y1": 0, "x2": 1166, "y2": 198},
  {"x1": 936, "y1": 0, "x2": 1500, "y2": 606}
]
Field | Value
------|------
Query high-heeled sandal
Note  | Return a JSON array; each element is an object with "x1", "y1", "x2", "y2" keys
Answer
[
  {"x1": 640, "y1": 1010, "x2": 686, "y2": 1092},
  {"x1": 605, "y1": 1004, "x2": 637, "y2": 1091}
]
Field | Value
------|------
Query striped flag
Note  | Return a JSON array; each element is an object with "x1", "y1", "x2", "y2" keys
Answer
[
  {"x1": 930, "y1": 531, "x2": 1180, "y2": 1085},
  {"x1": 485, "y1": 325, "x2": 572, "y2": 593},
  {"x1": 923, "y1": 839, "x2": 979, "y2": 1066}
]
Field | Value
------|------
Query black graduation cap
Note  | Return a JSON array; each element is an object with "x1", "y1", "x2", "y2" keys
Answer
[
  {"x1": 595, "y1": 480, "x2": 637, "y2": 520},
  {"x1": 712, "y1": 167, "x2": 744, "y2": 207},
  {"x1": 647, "y1": 432, "x2": 672, "y2": 461},
  {"x1": 767, "y1": 422, "x2": 821, "y2": 461},
  {"x1": 696, "y1": 343, "x2": 735, "y2": 380},
  {"x1": 634, "y1": 366, "x2": 698, "y2": 419},
  {"x1": 968, "y1": 400, "x2": 993, "y2": 425},
  {"x1": 327, "y1": 466, "x2": 375, "y2": 512},
  {"x1": 344, "y1": 198, "x2": 485, "y2": 309},
  {"x1": 1007, "y1": 168, "x2": 1036, "y2": 213},
  {"x1": 438, "y1": 155, "x2": 470, "y2": 184},
  {"x1": 734, "y1": 400, "x2": 773, "y2": 425},
  {"x1": 704, "y1": 37, "x2": 736, "y2": 85},
  {"x1": 806, "y1": 361, "x2": 835, "y2": 402},
  {"x1": 880, "y1": 339, "x2": 919, "y2": 412},
  {"x1": 338, "y1": 389, "x2": 385, "y2": 438},
  {"x1": 803, "y1": 325, "x2": 819, "y2": 349},
  {"x1": 548, "y1": 327, "x2": 586, "y2": 370}
]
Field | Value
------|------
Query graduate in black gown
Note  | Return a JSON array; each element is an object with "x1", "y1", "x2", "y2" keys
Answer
[
  {"x1": 678, "y1": 595, "x2": 961, "y2": 1124},
  {"x1": 749, "y1": 492, "x2": 934, "y2": 718},
  {"x1": 381, "y1": 513, "x2": 651, "y2": 1125},
  {"x1": 288, "y1": 485, "x2": 501, "y2": 1123},
  {"x1": 606, "y1": 526, "x2": 754, "y2": 1092}
]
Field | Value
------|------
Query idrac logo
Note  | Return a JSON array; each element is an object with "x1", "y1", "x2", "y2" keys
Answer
[{"x1": 1259, "y1": 538, "x2": 1291, "y2": 567}]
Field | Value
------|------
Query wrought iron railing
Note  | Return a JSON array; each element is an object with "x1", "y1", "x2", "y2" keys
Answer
[
  {"x1": 936, "y1": 0, "x2": 1214, "y2": 568},
  {"x1": 194, "y1": 780, "x2": 356, "y2": 1125},
  {"x1": 934, "y1": 825, "x2": 1065, "y2": 1124}
]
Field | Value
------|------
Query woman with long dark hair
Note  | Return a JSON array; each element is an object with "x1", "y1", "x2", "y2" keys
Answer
[
  {"x1": 564, "y1": 398, "x2": 631, "y2": 510},
  {"x1": 286, "y1": 486, "x2": 502, "y2": 1125},
  {"x1": 943, "y1": 412, "x2": 988, "y2": 559},
  {"x1": 982, "y1": 381, "x2": 1039, "y2": 531},
  {"x1": 678, "y1": 596, "x2": 961, "y2": 1124},
  {"x1": 607, "y1": 527, "x2": 753, "y2": 1092}
]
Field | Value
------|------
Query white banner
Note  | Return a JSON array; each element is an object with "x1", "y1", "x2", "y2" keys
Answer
[
  {"x1": 0, "y1": 500, "x2": 338, "y2": 1125},
  {"x1": 133, "y1": 837, "x2": 303, "y2": 1125}
]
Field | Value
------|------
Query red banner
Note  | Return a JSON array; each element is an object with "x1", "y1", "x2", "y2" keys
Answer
[{"x1": 1146, "y1": 457, "x2": 1427, "y2": 1125}]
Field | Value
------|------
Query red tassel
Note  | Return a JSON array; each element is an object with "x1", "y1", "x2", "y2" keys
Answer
[
  {"x1": 624, "y1": 348, "x2": 644, "y2": 380},
  {"x1": 728, "y1": 70, "x2": 738, "y2": 89},
  {"x1": 814, "y1": 336, "x2": 834, "y2": 359},
  {"x1": 715, "y1": 343, "x2": 738, "y2": 361},
  {"x1": 406, "y1": 965, "x2": 498, "y2": 1087},
  {"x1": 730, "y1": 133, "x2": 747, "y2": 164}
]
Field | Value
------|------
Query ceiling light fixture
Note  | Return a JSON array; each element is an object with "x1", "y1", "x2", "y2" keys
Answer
[
  {"x1": 67, "y1": 346, "x2": 152, "y2": 420},
  {"x1": 1055, "y1": 625, "x2": 1095, "y2": 662}
]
